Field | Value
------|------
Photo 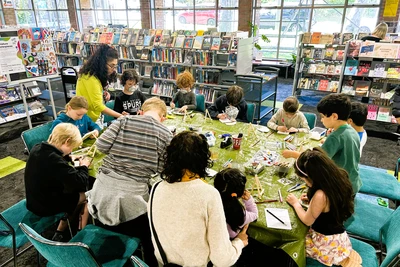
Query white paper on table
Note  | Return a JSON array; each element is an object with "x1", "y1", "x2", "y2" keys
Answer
[
  {"x1": 265, "y1": 208, "x2": 292, "y2": 230},
  {"x1": 206, "y1": 168, "x2": 218, "y2": 177},
  {"x1": 219, "y1": 118, "x2": 231, "y2": 123}
]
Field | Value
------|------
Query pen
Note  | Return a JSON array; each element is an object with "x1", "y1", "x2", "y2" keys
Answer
[
  {"x1": 222, "y1": 158, "x2": 232, "y2": 168},
  {"x1": 252, "y1": 139, "x2": 261, "y2": 147},
  {"x1": 256, "y1": 199, "x2": 278, "y2": 204},
  {"x1": 288, "y1": 184, "x2": 307, "y2": 192},
  {"x1": 278, "y1": 189, "x2": 283, "y2": 203},
  {"x1": 267, "y1": 209, "x2": 286, "y2": 225},
  {"x1": 287, "y1": 183, "x2": 301, "y2": 192}
]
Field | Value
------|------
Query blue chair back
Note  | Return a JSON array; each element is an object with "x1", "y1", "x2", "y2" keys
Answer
[
  {"x1": 380, "y1": 207, "x2": 400, "y2": 267},
  {"x1": 247, "y1": 103, "x2": 256, "y2": 123},
  {"x1": 19, "y1": 223, "x2": 101, "y2": 267},
  {"x1": 104, "y1": 100, "x2": 115, "y2": 123},
  {"x1": 303, "y1": 112, "x2": 317, "y2": 130},
  {"x1": 21, "y1": 121, "x2": 53, "y2": 153},
  {"x1": 196, "y1": 94, "x2": 205, "y2": 112}
]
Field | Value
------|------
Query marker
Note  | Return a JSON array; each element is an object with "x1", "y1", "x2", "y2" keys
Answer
[
  {"x1": 222, "y1": 158, "x2": 232, "y2": 168},
  {"x1": 278, "y1": 189, "x2": 283, "y2": 203},
  {"x1": 288, "y1": 184, "x2": 307, "y2": 193},
  {"x1": 267, "y1": 209, "x2": 286, "y2": 225},
  {"x1": 287, "y1": 183, "x2": 301, "y2": 192}
]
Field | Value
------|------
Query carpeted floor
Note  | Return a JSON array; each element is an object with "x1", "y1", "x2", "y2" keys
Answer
[{"x1": 0, "y1": 77, "x2": 399, "y2": 266}]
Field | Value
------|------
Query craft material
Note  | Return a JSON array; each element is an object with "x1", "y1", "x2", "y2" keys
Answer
[
  {"x1": 257, "y1": 125, "x2": 270, "y2": 133},
  {"x1": 278, "y1": 189, "x2": 283, "y2": 203},
  {"x1": 265, "y1": 208, "x2": 292, "y2": 230},
  {"x1": 204, "y1": 109, "x2": 212, "y2": 122},
  {"x1": 232, "y1": 133, "x2": 243, "y2": 150},
  {"x1": 255, "y1": 199, "x2": 278, "y2": 204},
  {"x1": 254, "y1": 174, "x2": 264, "y2": 199},
  {"x1": 251, "y1": 139, "x2": 261, "y2": 147},
  {"x1": 287, "y1": 184, "x2": 307, "y2": 192},
  {"x1": 222, "y1": 158, "x2": 233, "y2": 168}
]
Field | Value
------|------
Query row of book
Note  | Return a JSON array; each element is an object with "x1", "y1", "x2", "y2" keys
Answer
[
  {"x1": 53, "y1": 29, "x2": 241, "y2": 51},
  {"x1": 0, "y1": 101, "x2": 47, "y2": 124},
  {"x1": 297, "y1": 78, "x2": 339, "y2": 92},
  {"x1": 344, "y1": 60, "x2": 400, "y2": 79},
  {"x1": 151, "y1": 81, "x2": 175, "y2": 98},
  {"x1": 348, "y1": 40, "x2": 400, "y2": 59},
  {"x1": 195, "y1": 70, "x2": 221, "y2": 85},
  {"x1": 301, "y1": 32, "x2": 382, "y2": 45},
  {"x1": 366, "y1": 104, "x2": 394, "y2": 122},
  {"x1": 340, "y1": 80, "x2": 393, "y2": 98},
  {"x1": 302, "y1": 46, "x2": 345, "y2": 61},
  {"x1": 193, "y1": 87, "x2": 215, "y2": 103},
  {"x1": 0, "y1": 85, "x2": 41, "y2": 105},
  {"x1": 153, "y1": 65, "x2": 187, "y2": 80},
  {"x1": 302, "y1": 63, "x2": 343, "y2": 75}
]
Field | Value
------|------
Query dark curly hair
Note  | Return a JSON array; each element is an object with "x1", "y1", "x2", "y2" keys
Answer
[
  {"x1": 79, "y1": 44, "x2": 119, "y2": 88},
  {"x1": 214, "y1": 168, "x2": 247, "y2": 232},
  {"x1": 161, "y1": 131, "x2": 212, "y2": 183},
  {"x1": 120, "y1": 69, "x2": 139, "y2": 86},
  {"x1": 317, "y1": 94, "x2": 351, "y2": 121},
  {"x1": 294, "y1": 147, "x2": 354, "y2": 227}
]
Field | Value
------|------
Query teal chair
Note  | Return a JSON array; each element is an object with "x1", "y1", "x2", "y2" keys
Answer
[
  {"x1": 104, "y1": 100, "x2": 115, "y2": 124},
  {"x1": 379, "y1": 206, "x2": 400, "y2": 267},
  {"x1": 20, "y1": 223, "x2": 141, "y2": 267},
  {"x1": 359, "y1": 165, "x2": 400, "y2": 202},
  {"x1": 130, "y1": 256, "x2": 149, "y2": 267},
  {"x1": 306, "y1": 237, "x2": 379, "y2": 267},
  {"x1": 247, "y1": 103, "x2": 256, "y2": 123},
  {"x1": 21, "y1": 121, "x2": 53, "y2": 153},
  {"x1": 195, "y1": 94, "x2": 205, "y2": 112},
  {"x1": 0, "y1": 200, "x2": 65, "y2": 267},
  {"x1": 303, "y1": 112, "x2": 317, "y2": 130},
  {"x1": 344, "y1": 197, "x2": 396, "y2": 244}
]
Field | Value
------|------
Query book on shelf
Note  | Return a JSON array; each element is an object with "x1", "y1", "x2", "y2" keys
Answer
[
  {"x1": 143, "y1": 35, "x2": 154, "y2": 47},
  {"x1": 183, "y1": 37, "x2": 194, "y2": 49},
  {"x1": 315, "y1": 63, "x2": 326, "y2": 74},
  {"x1": 369, "y1": 82, "x2": 385, "y2": 98},
  {"x1": 341, "y1": 80, "x2": 355, "y2": 95},
  {"x1": 357, "y1": 61, "x2": 372, "y2": 76},
  {"x1": 298, "y1": 78, "x2": 310, "y2": 89},
  {"x1": 354, "y1": 80, "x2": 371, "y2": 97},
  {"x1": 174, "y1": 35, "x2": 185, "y2": 48},
  {"x1": 202, "y1": 37, "x2": 212, "y2": 50},
  {"x1": 332, "y1": 33, "x2": 341, "y2": 45},
  {"x1": 302, "y1": 46, "x2": 313, "y2": 58},
  {"x1": 328, "y1": 81, "x2": 339, "y2": 92},
  {"x1": 344, "y1": 59, "x2": 358, "y2": 75},
  {"x1": 119, "y1": 29, "x2": 130, "y2": 45},
  {"x1": 112, "y1": 32, "x2": 121, "y2": 45},
  {"x1": 341, "y1": 33, "x2": 354, "y2": 43},
  {"x1": 159, "y1": 32, "x2": 170, "y2": 47},
  {"x1": 367, "y1": 104, "x2": 378, "y2": 120},
  {"x1": 0, "y1": 106, "x2": 18, "y2": 121},
  {"x1": 193, "y1": 36, "x2": 204, "y2": 49},
  {"x1": 386, "y1": 63, "x2": 400, "y2": 79},
  {"x1": 334, "y1": 48, "x2": 345, "y2": 61},
  {"x1": 90, "y1": 32, "x2": 99, "y2": 43},
  {"x1": 228, "y1": 53, "x2": 237, "y2": 67},
  {"x1": 74, "y1": 32, "x2": 83, "y2": 43},
  {"x1": 320, "y1": 34, "x2": 333, "y2": 44},
  {"x1": 309, "y1": 79, "x2": 319, "y2": 90},
  {"x1": 144, "y1": 65, "x2": 152, "y2": 77},
  {"x1": 310, "y1": 32, "x2": 321, "y2": 44},
  {"x1": 357, "y1": 32, "x2": 369, "y2": 40},
  {"x1": 140, "y1": 48, "x2": 150, "y2": 60},
  {"x1": 377, "y1": 106, "x2": 391, "y2": 122},
  {"x1": 359, "y1": 41, "x2": 375, "y2": 57},
  {"x1": 0, "y1": 87, "x2": 10, "y2": 104},
  {"x1": 99, "y1": 32, "x2": 113, "y2": 44},
  {"x1": 324, "y1": 47, "x2": 335, "y2": 60},
  {"x1": 373, "y1": 43, "x2": 399, "y2": 59},
  {"x1": 334, "y1": 65, "x2": 342, "y2": 75},
  {"x1": 136, "y1": 30, "x2": 145, "y2": 46},
  {"x1": 302, "y1": 32, "x2": 311, "y2": 44},
  {"x1": 7, "y1": 87, "x2": 20, "y2": 101},
  {"x1": 370, "y1": 62, "x2": 387, "y2": 77},
  {"x1": 308, "y1": 64, "x2": 317, "y2": 74},
  {"x1": 220, "y1": 37, "x2": 231, "y2": 52},
  {"x1": 154, "y1": 30, "x2": 163, "y2": 46},
  {"x1": 183, "y1": 51, "x2": 194, "y2": 65},
  {"x1": 318, "y1": 80, "x2": 329, "y2": 91},
  {"x1": 230, "y1": 38, "x2": 238, "y2": 51},
  {"x1": 326, "y1": 64, "x2": 335, "y2": 75},
  {"x1": 313, "y1": 48, "x2": 323, "y2": 60},
  {"x1": 347, "y1": 40, "x2": 362, "y2": 57},
  {"x1": 211, "y1": 37, "x2": 221, "y2": 51}
]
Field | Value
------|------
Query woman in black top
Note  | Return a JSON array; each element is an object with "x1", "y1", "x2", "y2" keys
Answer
[{"x1": 361, "y1": 22, "x2": 388, "y2": 42}]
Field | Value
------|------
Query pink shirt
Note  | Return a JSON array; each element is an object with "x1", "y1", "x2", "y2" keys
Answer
[{"x1": 227, "y1": 196, "x2": 259, "y2": 238}]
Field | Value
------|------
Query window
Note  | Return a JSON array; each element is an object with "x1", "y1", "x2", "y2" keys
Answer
[
  {"x1": 151, "y1": 0, "x2": 238, "y2": 32},
  {"x1": 14, "y1": 0, "x2": 70, "y2": 30},
  {"x1": 76, "y1": 0, "x2": 141, "y2": 30},
  {"x1": 254, "y1": 0, "x2": 380, "y2": 59}
]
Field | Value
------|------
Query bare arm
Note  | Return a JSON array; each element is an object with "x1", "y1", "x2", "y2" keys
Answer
[{"x1": 102, "y1": 106, "x2": 122, "y2": 119}]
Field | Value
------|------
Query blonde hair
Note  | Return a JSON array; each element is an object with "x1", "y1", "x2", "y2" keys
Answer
[
  {"x1": 372, "y1": 22, "x2": 388, "y2": 40},
  {"x1": 176, "y1": 71, "x2": 195, "y2": 89},
  {"x1": 66, "y1": 96, "x2": 89, "y2": 110},
  {"x1": 48, "y1": 123, "x2": 82, "y2": 149},
  {"x1": 141, "y1": 97, "x2": 167, "y2": 118}
]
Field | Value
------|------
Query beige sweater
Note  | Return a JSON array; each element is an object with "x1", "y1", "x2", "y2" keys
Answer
[
  {"x1": 267, "y1": 108, "x2": 310, "y2": 132},
  {"x1": 148, "y1": 179, "x2": 244, "y2": 267}
]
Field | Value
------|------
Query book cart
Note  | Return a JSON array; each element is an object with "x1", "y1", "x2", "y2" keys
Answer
[{"x1": 293, "y1": 32, "x2": 400, "y2": 124}]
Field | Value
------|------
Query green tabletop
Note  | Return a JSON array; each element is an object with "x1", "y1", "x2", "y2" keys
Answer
[{"x1": 88, "y1": 114, "x2": 318, "y2": 267}]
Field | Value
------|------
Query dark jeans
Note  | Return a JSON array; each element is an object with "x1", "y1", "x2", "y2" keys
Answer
[{"x1": 95, "y1": 213, "x2": 158, "y2": 267}]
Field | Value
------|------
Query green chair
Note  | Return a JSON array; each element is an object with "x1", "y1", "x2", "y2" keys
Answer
[
  {"x1": 20, "y1": 223, "x2": 141, "y2": 267},
  {"x1": 344, "y1": 197, "x2": 395, "y2": 244},
  {"x1": 195, "y1": 94, "x2": 205, "y2": 112},
  {"x1": 130, "y1": 256, "x2": 149, "y2": 267},
  {"x1": 306, "y1": 237, "x2": 379, "y2": 267},
  {"x1": 104, "y1": 100, "x2": 115, "y2": 124},
  {"x1": 0, "y1": 200, "x2": 65, "y2": 267},
  {"x1": 379, "y1": 206, "x2": 400, "y2": 267},
  {"x1": 303, "y1": 112, "x2": 317, "y2": 130},
  {"x1": 21, "y1": 121, "x2": 53, "y2": 153},
  {"x1": 247, "y1": 103, "x2": 256, "y2": 123}
]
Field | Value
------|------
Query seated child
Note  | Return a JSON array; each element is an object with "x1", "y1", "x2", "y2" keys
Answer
[
  {"x1": 114, "y1": 69, "x2": 145, "y2": 115},
  {"x1": 287, "y1": 147, "x2": 361, "y2": 267},
  {"x1": 214, "y1": 168, "x2": 258, "y2": 239},
  {"x1": 50, "y1": 96, "x2": 101, "y2": 138},
  {"x1": 24, "y1": 123, "x2": 91, "y2": 240},
  {"x1": 170, "y1": 71, "x2": 197, "y2": 112},
  {"x1": 267, "y1": 96, "x2": 310, "y2": 133},
  {"x1": 209, "y1": 85, "x2": 248, "y2": 122},
  {"x1": 348, "y1": 102, "x2": 368, "y2": 157}
]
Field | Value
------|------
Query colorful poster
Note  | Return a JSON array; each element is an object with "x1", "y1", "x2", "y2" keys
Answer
[
  {"x1": 0, "y1": 37, "x2": 25, "y2": 75},
  {"x1": 383, "y1": 0, "x2": 399, "y2": 17}
]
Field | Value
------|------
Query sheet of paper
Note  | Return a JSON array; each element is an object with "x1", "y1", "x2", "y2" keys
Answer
[
  {"x1": 265, "y1": 208, "x2": 292, "y2": 230},
  {"x1": 277, "y1": 131, "x2": 289, "y2": 135},
  {"x1": 219, "y1": 118, "x2": 231, "y2": 123},
  {"x1": 206, "y1": 168, "x2": 218, "y2": 177},
  {"x1": 82, "y1": 130, "x2": 97, "y2": 141}
]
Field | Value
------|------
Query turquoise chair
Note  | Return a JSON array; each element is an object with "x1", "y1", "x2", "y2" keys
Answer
[
  {"x1": 344, "y1": 197, "x2": 396, "y2": 244},
  {"x1": 247, "y1": 103, "x2": 256, "y2": 123},
  {"x1": 0, "y1": 200, "x2": 65, "y2": 267},
  {"x1": 303, "y1": 112, "x2": 317, "y2": 130},
  {"x1": 21, "y1": 121, "x2": 53, "y2": 153},
  {"x1": 104, "y1": 100, "x2": 116, "y2": 124},
  {"x1": 359, "y1": 165, "x2": 400, "y2": 202},
  {"x1": 130, "y1": 256, "x2": 149, "y2": 267},
  {"x1": 306, "y1": 237, "x2": 379, "y2": 267},
  {"x1": 20, "y1": 223, "x2": 141, "y2": 267},
  {"x1": 379, "y1": 206, "x2": 400, "y2": 267},
  {"x1": 195, "y1": 94, "x2": 205, "y2": 112}
]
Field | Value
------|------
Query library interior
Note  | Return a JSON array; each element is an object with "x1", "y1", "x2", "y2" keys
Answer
[{"x1": 1, "y1": 0, "x2": 400, "y2": 266}]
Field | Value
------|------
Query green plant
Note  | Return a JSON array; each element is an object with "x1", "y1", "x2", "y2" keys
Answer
[{"x1": 248, "y1": 22, "x2": 270, "y2": 50}]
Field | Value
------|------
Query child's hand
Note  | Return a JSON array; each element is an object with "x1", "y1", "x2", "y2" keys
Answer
[
  {"x1": 179, "y1": 105, "x2": 188, "y2": 113},
  {"x1": 288, "y1": 127, "x2": 298, "y2": 133},
  {"x1": 286, "y1": 193, "x2": 299, "y2": 206},
  {"x1": 122, "y1": 111, "x2": 129, "y2": 115},
  {"x1": 170, "y1": 102, "x2": 175, "y2": 109},
  {"x1": 217, "y1": 113, "x2": 227, "y2": 120},
  {"x1": 90, "y1": 130, "x2": 99, "y2": 139},
  {"x1": 237, "y1": 224, "x2": 249, "y2": 247},
  {"x1": 242, "y1": 190, "x2": 251, "y2": 200},
  {"x1": 79, "y1": 157, "x2": 92, "y2": 167},
  {"x1": 104, "y1": 91, "x2": 111, "y2": 102},
  {"x1": 320, "y1": 138, "x2": 326, "y2": 144},
  {"x1": 326, "y1": 128, "x2": 333, "y2": 136},
  {"x1": 300, "y1": 193, "x2": 309, "y2": 202},
  {"x1": 277, "y1": 126, "x2": 287, "y2": 132}
]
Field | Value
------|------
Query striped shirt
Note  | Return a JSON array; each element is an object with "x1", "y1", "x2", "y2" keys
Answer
[{"x1": 96, "y1": 115, "x2": 172, "y2": 182}]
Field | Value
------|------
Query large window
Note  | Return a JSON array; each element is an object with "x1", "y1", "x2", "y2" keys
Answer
[
  {"x1": 254, "y1": 0, "x2": 380, "y2": 59},
  {"x1": 151, "y1": 0, "x2": 238, "y2": 32},
  {"x1": 76, "y1": 0, "x2": 141, "y2": 30},
  {"x1": 14, "y1": 0, "x2": 70, "y2": 30}
]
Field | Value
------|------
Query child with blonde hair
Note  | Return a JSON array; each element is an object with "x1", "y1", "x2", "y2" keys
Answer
[
  {"x1": 170, "y1": 71, "x2": 196, "y2": 112},
  {"x1": 25, "y1": 123, "x2": 91, "y2": 241},
  {"x1": 50, "y1": 96, "x2": 101, "y2": 137}
]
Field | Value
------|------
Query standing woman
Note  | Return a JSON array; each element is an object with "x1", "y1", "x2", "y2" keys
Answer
[
  {"x1": 361, "y1": 22, "x2": 388, "y2": 42},
  {"x1": 76, "y1": 44, "x2": 122, "y2": 123}
]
